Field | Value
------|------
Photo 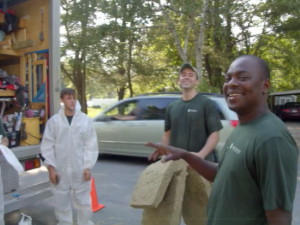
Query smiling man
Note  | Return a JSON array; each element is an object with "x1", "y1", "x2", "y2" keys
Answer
[
  {"x1": 145, "y1": 55, "x2": 299, "y2": 225},
  {"x1": 161, "y1": 63, "x2": 223, "y2": 162}
]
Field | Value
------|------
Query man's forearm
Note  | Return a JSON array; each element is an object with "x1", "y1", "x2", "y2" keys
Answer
[
  {"x1": 1, "y1": 137, "x2": 9, "y2": 147},
  {"x1": 182, "y1": 151, "x2": 218, "y2": 182},
  {"x1": 266, "y1": 208, "x2": 292, "y2": 225},
  {"x1": 198, "y1": 131, "x2": 219, "y2": 158},
  {"x1": 161, "y1": 130, "x2": 170, "y2": 145}
]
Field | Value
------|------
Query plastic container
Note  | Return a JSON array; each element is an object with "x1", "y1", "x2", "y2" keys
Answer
[
  {"x1": 20, "y1": 117, "x2": 40, "y2": 146},
  {"x1": 18, "y1": 213, "x2": 32, "y2": 225}
]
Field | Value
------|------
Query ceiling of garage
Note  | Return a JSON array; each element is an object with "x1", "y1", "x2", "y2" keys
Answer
[{"x1": 0, "y1": 0, "x2": 29, "y2": 9}]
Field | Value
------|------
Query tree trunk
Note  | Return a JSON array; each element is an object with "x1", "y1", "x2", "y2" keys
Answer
[
  {"x1": 195, "y1": 0, "x2": 209, "y2": 81},
  {"x1": 117, "y1": 87, "x2": 126, "y2": 100},
  {"x1": 164, "y1": 9, "x2": 189, "y2": 62},
  {"x1": 204, "y1": 54, "x2": 212, "y2": 84},
  {"x1": 127, "y1": 38, "x2": 134, "y2": 97}
]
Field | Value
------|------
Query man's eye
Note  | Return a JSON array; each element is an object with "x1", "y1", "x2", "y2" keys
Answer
[{"x1": 225, "y1": 77, "x2": 231, "y2": 82}]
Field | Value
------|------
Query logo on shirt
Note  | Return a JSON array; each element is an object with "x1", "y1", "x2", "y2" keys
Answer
[
  {"x1": 188, "y1": 109, "x2": 198, "y2": 113},
  {"x1": 230, "y1": 143, "x2": 241, "y2": 154}
]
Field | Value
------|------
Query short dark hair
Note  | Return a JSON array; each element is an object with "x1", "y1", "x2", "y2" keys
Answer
[
  {"x1": 237, "y1": 55, "x2": 270, "y2": 79},
  {"x1": 60, "y1": 88, "x2": 76, "y2": 99}
]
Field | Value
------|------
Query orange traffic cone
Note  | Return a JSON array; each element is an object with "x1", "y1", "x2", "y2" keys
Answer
[{"x1": 90, "y1": 177, "x2": 105, "y2": 212}]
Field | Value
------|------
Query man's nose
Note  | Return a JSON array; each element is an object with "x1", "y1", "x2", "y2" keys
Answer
[{"x1": 227, "y1": 77, "x2": 239, "y2": 87}]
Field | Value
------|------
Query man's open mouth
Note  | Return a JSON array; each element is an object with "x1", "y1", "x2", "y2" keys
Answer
[{"x1": 228, "y1": 93, "x2": 242, "y2": 97}]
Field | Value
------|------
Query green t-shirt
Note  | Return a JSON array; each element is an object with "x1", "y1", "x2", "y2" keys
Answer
[
  {"x1": 207, "y1": 112, "x2": 298, "y2": 225},
  {"x1": 0, "y1": 121, "x2": 7, "y2": 137},
  {"x1": 66, "y1": 116, "x2": 73, "y2": 125},
  {"x1": 165, "y1": 94, "x2": 223, "y2": 161}
]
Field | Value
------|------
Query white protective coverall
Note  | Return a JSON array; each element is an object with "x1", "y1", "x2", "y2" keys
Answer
[{"x1": 41, "y1": 101, "x2": 98, "y2": 225}]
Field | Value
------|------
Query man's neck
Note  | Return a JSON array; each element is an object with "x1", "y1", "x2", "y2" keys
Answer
[
  {"x1": 64, "y1": 108, "x2": 75, "y2": 116},
  {"x1": 182, "y1": 89, "x2": 198, "y2": 101},
  {"x1": 238, "y1": 104, "x2": 269, "y2": 123}
]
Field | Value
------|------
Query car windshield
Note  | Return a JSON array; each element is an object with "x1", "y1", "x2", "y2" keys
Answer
[{"x1": 285, "y1": 102, "x2": 300, "y2": 109}]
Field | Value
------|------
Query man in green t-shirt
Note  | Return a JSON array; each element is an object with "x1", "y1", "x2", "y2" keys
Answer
[
  {"x1": 146, "y1": 55, "x2": 298, "y2": 225},
  {"x1": 162, "y1": 63, "x2": 223, "y2": 162},
  {"x1": 0, "y1": 121, "x2": 9, "y2": 225}
]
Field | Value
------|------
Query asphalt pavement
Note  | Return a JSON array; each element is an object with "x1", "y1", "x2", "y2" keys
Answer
[{"x1": 4, "y1": 122, "x2": 300, "y2": 225}]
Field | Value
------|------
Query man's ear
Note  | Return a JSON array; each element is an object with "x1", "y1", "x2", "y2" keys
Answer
[{"x1": 263, "y1": 79, "x2": 270, "y2": 95}]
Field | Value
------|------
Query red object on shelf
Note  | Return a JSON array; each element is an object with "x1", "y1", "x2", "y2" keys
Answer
[{"x1": 0, "y1": 9, "x2": 15, "y2": 15}]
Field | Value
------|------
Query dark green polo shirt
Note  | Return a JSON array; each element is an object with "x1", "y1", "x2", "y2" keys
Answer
[
  {"x1": 207, "y1": 112, "x2": 298, "y2": 225},
  {"x1": 165, "y1": 94, "x2": 223, "y2": 162}
]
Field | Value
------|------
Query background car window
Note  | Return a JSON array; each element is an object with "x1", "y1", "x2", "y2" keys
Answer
[
  {"x1": 285, "y1": 102, "x2": 300, "y2": 109},
  {"x1": 212, "y1": 100, "x2": 225, "y2": 120},
  {"x1": 105, "y1": 101, "x2": 137, "y2": 116},
  {"x1": 139, "y1": 98, "x2": 177, "y2": 120}
]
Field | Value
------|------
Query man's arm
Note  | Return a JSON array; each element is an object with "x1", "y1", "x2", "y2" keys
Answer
[
  {"x1": 198, "y1": 99, "x2": 223, "y2": 158},
  {"x1": 83, "y1": 118, "x2": 99, "y2": 171},
  {"x1": 256, "y1": 137, "x2": 298, "y2": 225},
  {"x1": 146, "y1": 143, "x2": 218, "y2": 182},
  {"x1": 265, "y1": 208, "x2": 292, "y2": 225},
  {"x1": 0, "y1": 121, "x2": 8, "y2": 147},
  {"x1": 113, "y1": 115, "x2": 136, "y2": 120},
  {"x1": 197, "y1": 131, "x2": 219, "y2": 158},
  {"x1": 1, "y1": 137, "x2": 9, "y2": 147},
  {"x1": 161, "y1": 105, "x2": 171, "y2": 145},
  {"x1": 40, "y1": 118, "x2": 56, "y2": 168},
  {"x1": 161, "y1": 130, "x2": 170, "y2": 145}
]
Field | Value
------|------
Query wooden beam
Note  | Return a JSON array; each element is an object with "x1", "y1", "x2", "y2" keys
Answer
[
  {"x1": 20, "y1": 56, "x2": 26, "y2": 86},
  {"x1": 26, "y1": 54, "x2": 32, "y2": 101},
  {"x1": 0, "y1": 49, "x2": 23, "y2": 56},
  {"x1": 32, "y1": 59, "x2": 47, "y2": 66},
  {"x1": 12, "y1": 40, "x2": 35, "y2": 50},
  {"x1": 0, "y1": 40, "x2": 11, "y2": 47},
  {"x1": 32, "y1": 53, "x2": 37, "y2": 98},
  {"x1": 0, "y1": 89, "x2": 15, "y2": 97},
  {"x1": 0, "y1": 14, "x2": 4, "y2": 24},
  {"x1": 19, "y1": 18, "x2": 27, "y2": 28}
]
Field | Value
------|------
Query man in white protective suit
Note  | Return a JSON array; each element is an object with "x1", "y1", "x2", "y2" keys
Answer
[
  {"x1": 41, "y1": 88, "x2": 98, "y2": 225},
  {"x1": 0, "y1": 122, "x2": 9, "y2": 225}
]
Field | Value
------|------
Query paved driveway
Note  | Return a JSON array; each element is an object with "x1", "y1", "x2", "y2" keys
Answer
[{"x1": 4, "y1": 122, "x2": 300, "y2": 225}]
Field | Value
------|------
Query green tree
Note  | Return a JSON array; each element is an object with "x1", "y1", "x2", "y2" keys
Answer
[{"x1": 60, "y1": 0, "x2": 101, "y2": 113}]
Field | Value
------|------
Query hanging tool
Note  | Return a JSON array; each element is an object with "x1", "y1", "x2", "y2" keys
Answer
[{"x1": 39, "y1": 6, "x2": 44, "y2": 41}]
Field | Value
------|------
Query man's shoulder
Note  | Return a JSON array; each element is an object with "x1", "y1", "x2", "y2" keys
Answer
[
  {"x1": 249, "y1": 113, "x2": 294, "y2": 146},
  {"x1": 78, "y1": 111, "x2": 91, "y2": 121},
  {"x1": 168, "y1": 98, "x2": 181, "y2": 108},
  {"x1": 48, "y1": 113, "x2": 59, "y2": 122},
  {"x1": 196, "y1": 94, "x2": 215, "y2": 104}
]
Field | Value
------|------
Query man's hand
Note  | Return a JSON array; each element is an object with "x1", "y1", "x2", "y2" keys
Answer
[
  {"x1": 48, "y1": 166, "x2": 60, "y2": 185},
  {"x1": 145, "y1": 142, "x2": 186, "y2": 162},
  {"x1": 83, "y1": 169, "x2": 91, "y2": 181}
]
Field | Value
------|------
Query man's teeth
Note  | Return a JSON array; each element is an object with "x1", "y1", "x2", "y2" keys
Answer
[{"x1": 229, "y1": 94, "x2": 241, "y2": 97}]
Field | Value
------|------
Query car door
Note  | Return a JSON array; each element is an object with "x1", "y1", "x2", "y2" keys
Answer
[
  {"x1": 93, "y1": 99, "x2": 139, "y2": 155},
  {"x1": 122, "y1": 97, "x2": 178, "y2": 157}
]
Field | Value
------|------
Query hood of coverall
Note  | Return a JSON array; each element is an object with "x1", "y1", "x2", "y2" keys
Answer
[{"x1": 60, "y1": 100, "x2": 81, "y2": 115}]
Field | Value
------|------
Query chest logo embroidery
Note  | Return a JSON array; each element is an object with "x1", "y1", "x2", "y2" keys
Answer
[
  {"x1": 187, "y1": 109, "x2": 197, "y2": 113},
  {"x1": 230, "y1": 143, "x2": 241, "y2": 154}
]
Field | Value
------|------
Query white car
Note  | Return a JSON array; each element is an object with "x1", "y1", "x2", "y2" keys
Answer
[{"x1": 93, "y1": 93, "x2": 238, "y2": 162}]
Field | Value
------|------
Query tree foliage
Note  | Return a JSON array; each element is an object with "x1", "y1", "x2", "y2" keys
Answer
[{"x1": 60, "y1": 0, "x2": 300, "y2": 107}]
